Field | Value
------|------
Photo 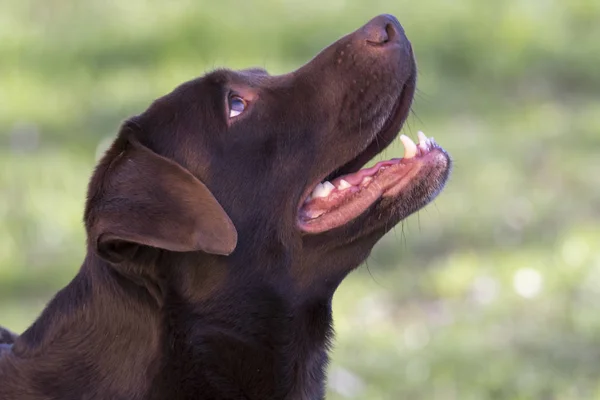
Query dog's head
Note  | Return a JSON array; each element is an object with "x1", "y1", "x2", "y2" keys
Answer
[{"x1": 84, "y1": 15, "x2": 451, "y2": 295}]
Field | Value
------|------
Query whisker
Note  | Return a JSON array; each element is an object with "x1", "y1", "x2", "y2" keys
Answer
[
  {"x1": 409, "y1": 108, "x2": 425, "y2": 127},
  {"x1": 365, "y1": 258, "x2": 383, "y2": 288},
  {"x1": 401, "y1": 220, "x2": 407, "y2": 251}
]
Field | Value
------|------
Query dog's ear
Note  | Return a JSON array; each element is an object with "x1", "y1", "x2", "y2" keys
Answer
[{"x1": 85, "y1": 123, "x2": 237, "y2": 264}]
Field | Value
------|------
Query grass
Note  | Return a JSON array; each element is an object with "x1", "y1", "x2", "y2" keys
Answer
[{"x1": 1, "y1": 0, "x2": 599, "y2": 398}]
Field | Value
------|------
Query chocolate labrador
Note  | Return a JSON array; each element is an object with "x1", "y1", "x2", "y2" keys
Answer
[{"x1": 0, "y1": 14, "x2": 451, "y2": 400}]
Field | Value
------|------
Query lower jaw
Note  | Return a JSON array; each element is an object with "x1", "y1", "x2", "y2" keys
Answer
[
  {"x1": 297, "y1": 162, "x2": 420, "y2": 234},
  {"x1": 297, "y1": 145, "x2": 450, "y2": 234}
]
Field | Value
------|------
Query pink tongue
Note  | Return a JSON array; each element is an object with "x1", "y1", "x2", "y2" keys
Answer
[{"x1": 331, "y1": 158, "x2": 402, "y2": 186}]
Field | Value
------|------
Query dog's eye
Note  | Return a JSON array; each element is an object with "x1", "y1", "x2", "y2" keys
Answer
[{"x1": 229, "y1": 96, "x2": 247, "y2": 118}]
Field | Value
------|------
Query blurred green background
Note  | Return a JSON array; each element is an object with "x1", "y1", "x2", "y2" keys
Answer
[{"x1": 1, "y1": 0, "x2": 599, "y2": 398}]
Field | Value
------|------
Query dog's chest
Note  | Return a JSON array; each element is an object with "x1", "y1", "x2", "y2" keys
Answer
[{"x1": 154, "y1": 330, "x2": 329, "y2": 399}]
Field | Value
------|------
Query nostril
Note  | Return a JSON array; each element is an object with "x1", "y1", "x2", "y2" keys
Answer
[
  {"x1": 385, "y1": 23, "x2": 397, "y2": 42},
  {"x1": 365, "y1": 22, "x2": 399, "y2": 46},
  {"x1": 365, "y1": 29, "x2": 388, "y2": 46}
]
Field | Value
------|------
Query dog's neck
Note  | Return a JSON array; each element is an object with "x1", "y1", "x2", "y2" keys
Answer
[{"x1": 154, "y1": 251, "x2": 334, "y2": 399}]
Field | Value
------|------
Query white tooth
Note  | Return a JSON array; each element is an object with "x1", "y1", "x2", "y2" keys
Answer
[
  {"x1": 323, "y1": 181, "x2": 335, "y2": 191},
  {"x1": 361, "y1": 176, "x2": 373, "y2": 186},
  {"x1": 310, "y1": 183, "x2": 323, "y2": 198},
  {"x1": 417, "y1": 131, "x2": 429, "y2": 152},
  {"x1": 337, "y1": 179, "x2": 352, "y2": 190},
  {"x1": 311, "y1": 183, "x2": 326, "y2": 198},
  {"x1": 312, "y1": 181, "x2": 335, "y2": 198},
  {"x1": 400, "y1": 134, "x2": 417, "y2": 159}
]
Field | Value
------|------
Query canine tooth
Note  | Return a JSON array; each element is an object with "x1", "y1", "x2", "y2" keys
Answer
[
  {"x1": 400, "y1": 134, "x2": 417, "y2": 159},
  {"x1": 312, "y1": 181, "x2": 335, "y2": 198},
  {"x1": 337, "y1": 179, "x2": 352, "y2": 190},
  {"x1": 361, "y1": 176, "x2": 373, "y2": 186},
  {"x1": 417, "y1": 131, "x2": 429, "y2": 152}
]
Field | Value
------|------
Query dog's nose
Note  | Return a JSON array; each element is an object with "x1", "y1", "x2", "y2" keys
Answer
[{"x1": 361, "y1": 14, "x2": 405, "y2": 47}]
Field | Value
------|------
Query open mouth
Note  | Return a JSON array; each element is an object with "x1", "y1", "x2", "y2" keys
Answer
[{"x1": 298, "y1": 130, "x2": 449, "y2": 234}]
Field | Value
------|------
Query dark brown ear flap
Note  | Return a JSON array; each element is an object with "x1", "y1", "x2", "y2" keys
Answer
[{"x1": 85, "y1": 127, "x2": 237, "y2": 264}]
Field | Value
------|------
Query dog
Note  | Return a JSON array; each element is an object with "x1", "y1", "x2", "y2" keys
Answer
[{"x1": 0, "y1": 14, "x2": 451, "y2": 400}]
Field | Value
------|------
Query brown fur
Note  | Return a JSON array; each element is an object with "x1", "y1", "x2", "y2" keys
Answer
[{"x1": 0, "y1": 15, "x2": 450, "y2": 400}]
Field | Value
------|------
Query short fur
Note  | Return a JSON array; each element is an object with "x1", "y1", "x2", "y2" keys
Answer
[{"x1": 0, "y1": 15, "x2": 450, "y2": 400}]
